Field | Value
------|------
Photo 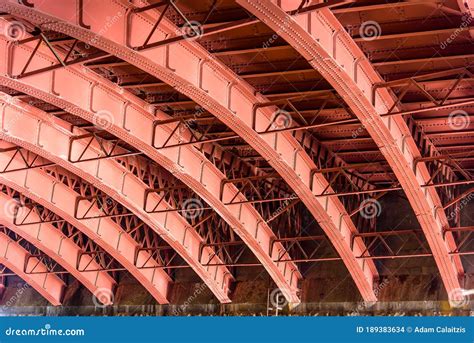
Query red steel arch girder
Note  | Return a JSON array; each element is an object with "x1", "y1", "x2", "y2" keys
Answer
[
  {"x1": 93, "y1": 0, "x2": 376, "y2": 298},
  {"x1": 0, "y1": 232, "x2": 64, "y2": 305},
  {"x1": 0, "y1": 15, "x2": 303, "y2": 302},
  {"x1": 235, "y1": 0, "x2": 464, "y2": 298},
  {"x1": 0, "y1": 0, "x2": 380, "y2": 301},
  {"x1": 0, "y1": 191, "x2": 115, "y2": 304},
  {"x1": 0, "y1": 94, "x2": 233, "y2": 303},
  {"x1": 0, "y1": 143, "x2": 172, "y2": 304},
  {"x1": 0, "y1": 149, "x2": 173, "y2": 304}
]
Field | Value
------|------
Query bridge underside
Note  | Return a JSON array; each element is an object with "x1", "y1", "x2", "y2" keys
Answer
[{"x1": 0, "y1": 0, "x2": 472, "y2": 314}]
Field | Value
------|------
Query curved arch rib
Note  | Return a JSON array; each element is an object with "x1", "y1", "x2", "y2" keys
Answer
[
  {"x1": 459, "y1": 1, "x2": 474, "y2": 35},
  {"x1": 0, "y1": 232, "x2": 64, "y2": 305},
  {"x1": 235, "y1": 0, "x2": 464, "y2": 298},
  {"x1": 0, "y1": 0, "x2": 382, "y2": 301},
  {"x1": 0, "y1": 141, "x2": 172, "y2": 304},
  {"x1": 0, "y1": 191, "x2": 115, "y2": 304},
  {"x1": 0, "y1": 21, "x2": 300, "y2": 301},
  {"x1": 0, "y1": 93, "x2": 233, "y2": 303}
]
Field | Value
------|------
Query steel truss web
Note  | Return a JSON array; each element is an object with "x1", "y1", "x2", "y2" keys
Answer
[
  {"x1": 0, "y1": 0, "x2": 382, "y2": 302},
  {"x1": 0, "y1": 0, "x2": 471, "y2": 306}
]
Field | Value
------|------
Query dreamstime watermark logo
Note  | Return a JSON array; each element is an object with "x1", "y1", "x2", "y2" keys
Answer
[
  {"x1": 1, "y1": 106, "x2": 22, "y2": 132},
  {"x1": 5, "y1": 323, "x2": 85, "y2": 337},
  {"x1": 92, "y1": 287, "x2": 114, "y2": 308},
  {"x1": 86, "y1": 11, "x2": 124, "y2": 49},
  {"x1": 181, "y1": 198, "x2": 204, "y2": 220},
  {"x1": 448, "y1": 288, "x2": 474, "y2": 308},
  {"x1": 359, "y1": 21, "x2": 382, "y2": 41},
  {"x1": 172, "y1": 283, "x2": 207, "y2": 315},
  {"x1": 1, "y1": 283, "x2": 30, "y2": 311},
  {"x1": 262, "y1": 16, "x2": 291, "y2": 49},
  {"x1": 359, "y1": 198, "x2": 381, "y2": 219},
  {"x1": 269, "y1": 288, "x2": 289, "y2": 309},
  {"x1": 446, "y1": 192, "x2": 474, "y2": 222},
  {"x1": 2, "y1": 198, "x2": 20, "y2": 220},
  {"x1": 94, "y1": 196, "x2": 114, "y2": 214},
  {"x1": 270, "y1": 109, "x2": 292, "y2": 130},
  {"x1": 178, "y1": 105, "x2": 206, "y2": 135},
  {"x1": 440, "y1": 13, "x2": 473, "y2": 49},
  {"x1": 352, "y1": 279, "x2": 389, "y2": 315},
  {"x1": 181, "y1": 21, "x2": 203, "y2": 40},
  {"x1": 448, "y1": 109, "x2": 470, "y2": 130},
  {"x1": 373, "y1": 278, "x2": 389, "y2": 298},
  {"x1": 352, "y1": 124, "x2": 365, "y2": 139},
  {"x1": 92, "y1": 110, "x2": 114, "y2": 130},
  {"x1": 1, "y1": 21, "x2": 26, "y2": 41},
  {"x1": 269, "y1": 192, "x2": 297, "y2": 220},
  {"x1": 351, "y1": 116, "x2": 376, "y2": 139}
]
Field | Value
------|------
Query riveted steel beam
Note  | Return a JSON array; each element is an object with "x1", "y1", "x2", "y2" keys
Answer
[
  {"x1": 332, "y1": 1, "x2": 455, "y2": 14},
  {"x1": 1, "y1": 0, "x2": 382, "y2": 302},
  {"x1": 0, "y1": 94, "x2": 233, "y2": 303},
  {"x1": 0, "y1": 9, "x2": 301, "y2": 302},
  {"x1": 460, "y1": 0, "x2": 474, "y2": 16},
  {"x1": 0, "y1": 139, "x2": 172, "y2": 303},
  {"x1": 0, "y1": 190, "x2": 115, "y2": 304},
  {"x1": 236, "y1": 0, "x2": 465, "y2": 301},
  {"x1": 0, "y1": 232, "x2": 64, "y2": 305}
]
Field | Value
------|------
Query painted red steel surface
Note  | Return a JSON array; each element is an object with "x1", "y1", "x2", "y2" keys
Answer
[
  {"x1": 0, "y1": 3, "x2": 303, "y2": 301},
  {"x1": 236, "y1": 0, "x2": 464, "y2": 299},
  {"x1": 0, "y1": 232, "x2": 64, "y2": 305},
  {"x1": 0, "y1": 0, "x2": 398, "y2": 301},
  {"x1": 0, "y1": 153, "x2": 172, "y2": 304},
  {"x1": 0, "y1": 103, "x2": 179, "y2": 303},
  {"x1": 0, "y1": 93, "x2": 236, "y2": 302},
  {"x1": 1, "y1": 0, "x2": 384, "y2": 302},
  {"x1": 1, "y1": 0, "x2": 468, "y2": 304}
]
